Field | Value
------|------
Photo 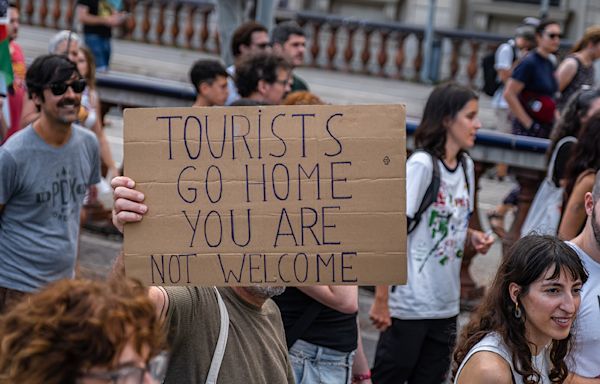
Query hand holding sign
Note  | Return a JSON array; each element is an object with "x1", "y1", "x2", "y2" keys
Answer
[{"x1": 111, "y1": 176, "x2": 147, "y2": 233}]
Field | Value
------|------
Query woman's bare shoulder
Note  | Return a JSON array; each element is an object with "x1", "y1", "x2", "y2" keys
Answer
[{"x1": 456, "y1": 350, "x2": 514, "y2": 384}]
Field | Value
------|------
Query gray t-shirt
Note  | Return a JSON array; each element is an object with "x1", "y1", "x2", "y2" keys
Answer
[{"x1": 0, "y1": 125, "x2": 100, "y2": 292}]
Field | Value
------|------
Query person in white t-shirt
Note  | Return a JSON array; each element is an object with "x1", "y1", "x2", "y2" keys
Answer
[
  {"x1": 567, "y1": 170, "x2": 600, "y2": 384},
  {"x1": 369, "y1": 83, "x2": 494, "y2": 384},
  {"x1": 452, "y1": 234, "x2": 588, "y2": 384}
]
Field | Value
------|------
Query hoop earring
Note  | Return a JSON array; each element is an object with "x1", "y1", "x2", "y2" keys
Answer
[{"x1": 514, "y1": 302, "x2": 522, "y2": 319}]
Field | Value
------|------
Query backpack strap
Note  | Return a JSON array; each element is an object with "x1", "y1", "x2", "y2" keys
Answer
[
  {"x1": 205, "y1": 287, "x2": 230, "y2": 384},
  {"x1": 407, "y1": 150, "x2": 440, "y2": 234},
  {"x1": 459, "y1": 152, "x2": 472, "y2": 213},
  {"x1": 509, "y1": 40, "x2": 518, "y2": 63}
]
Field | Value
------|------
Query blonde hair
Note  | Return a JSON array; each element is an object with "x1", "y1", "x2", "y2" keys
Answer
[
  {"x1": 572, "y1": 25, "x2": 600, "y2": 53},
  {"x1": 79, "y1": 46, "x2": 97, "y2": 88}
]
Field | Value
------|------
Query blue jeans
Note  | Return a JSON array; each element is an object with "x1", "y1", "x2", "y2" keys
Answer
[
  {"x1": 84, "y1": 34, "x2": 111, "y2": 71},
  {"x1": 289, "y1": 339, "x2": 355, "y2": 384}
]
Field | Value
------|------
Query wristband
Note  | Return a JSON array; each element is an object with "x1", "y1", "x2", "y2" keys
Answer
[{"x1": 353, "y1": 371, "x2": 371, "y2": 381}]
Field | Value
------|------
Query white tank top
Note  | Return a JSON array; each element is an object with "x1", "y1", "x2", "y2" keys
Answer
[{"x1": 454, "y1": 332, "x2": 551, "y2": 384}]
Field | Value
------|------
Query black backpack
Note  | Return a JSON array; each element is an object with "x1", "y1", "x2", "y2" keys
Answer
[
  {"x1": 481, "y1": 41, "x2": 518, "y2": 97},
  {"x1": 407, "y1": 150, "x2": 471, "y2": 234}
]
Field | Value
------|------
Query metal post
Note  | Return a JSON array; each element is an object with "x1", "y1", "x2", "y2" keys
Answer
[
  {"x1": 421, "y1": 0, "x2": 437, "y2": 84},
  {"x1": 540, "y1": 0, "x2": 550, "y2": 19}
]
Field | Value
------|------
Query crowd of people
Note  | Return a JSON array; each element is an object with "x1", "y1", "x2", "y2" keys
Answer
[{"x1": 1, "y1": 1, "x2": 600, "y2": 383}]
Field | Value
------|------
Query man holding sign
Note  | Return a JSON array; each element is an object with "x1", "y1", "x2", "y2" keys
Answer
[
  {"x1": 112, "y1": 176, "x2": 295, "y2": 383},
  {"x1": 113, "y1": 103, "x2": 406, "y2": 382}
]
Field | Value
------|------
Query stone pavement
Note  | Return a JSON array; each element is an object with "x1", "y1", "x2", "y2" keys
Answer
[{"x1": 19, "y1": 23, "x2": 517, "y2": 367}]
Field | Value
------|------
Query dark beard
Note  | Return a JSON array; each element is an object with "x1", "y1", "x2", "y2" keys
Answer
[{"x1": 592, "y1": 205, "x2": 600, "y2": 248}]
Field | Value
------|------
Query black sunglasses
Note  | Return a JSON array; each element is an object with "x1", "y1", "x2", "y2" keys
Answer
[
  {"x1": 545, "y1": 32, "x2": 562, "y2": 39},
  {"x1": 47, "y1": 79, "x2": 87, "y2": 96}
]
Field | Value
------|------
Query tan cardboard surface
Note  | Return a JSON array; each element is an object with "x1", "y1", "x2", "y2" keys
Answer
[{"x1": 123, "y1": 104, "x2": 406, "y2": 285}]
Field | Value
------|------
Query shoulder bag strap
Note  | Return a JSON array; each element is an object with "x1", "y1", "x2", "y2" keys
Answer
[
  {"x1": 548, "y1": 136, "x2": 577, "y2": 180},
  {"x1": 205, "y1": 287, "x2": 230, "y2": 384},
  {"x1": 285, "y1": 300, "x2": 323, "y2": 349}
]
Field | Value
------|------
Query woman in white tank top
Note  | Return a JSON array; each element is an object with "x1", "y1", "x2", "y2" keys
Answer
[{"x1": 452, "y1": 235, "x2": 588, "y2": 383}]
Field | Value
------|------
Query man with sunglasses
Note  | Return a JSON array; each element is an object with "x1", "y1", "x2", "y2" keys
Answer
[
  {"x1": 225, "y1": 21, "x2": 272, "y2": 105},
  {"x1": 19, "y1": 30, "x2": 83, "y2": 129},
  {"x1": 503, "y1": 19, "x2": 561, "y2": 139},
  {"x1": 0, "y1": 54, "x2": 101, "y2": 313}
]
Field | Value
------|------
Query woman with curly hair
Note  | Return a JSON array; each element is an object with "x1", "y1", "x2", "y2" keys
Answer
[
  {"x1": 0, "y1": 278, "x2": 167, "y2": 384},
  {"x1": 452, "y1": 234, "x2": 588, "y2": 383}
]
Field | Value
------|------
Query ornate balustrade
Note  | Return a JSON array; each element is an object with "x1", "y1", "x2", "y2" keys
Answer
[
  {"x1": 17, "y1": 0, "x2": 571, "y2": 87},
  {"x1": 296, "y1": 12, "x2": 572, "y2": 85}
]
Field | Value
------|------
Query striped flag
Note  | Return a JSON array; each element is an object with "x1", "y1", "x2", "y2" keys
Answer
[
  {"x1": 0, "y1": 24, "x2": 13, "y2": 87},
  {"x1": 0, "y1": 22, "x2": 12, "y2": 136}
]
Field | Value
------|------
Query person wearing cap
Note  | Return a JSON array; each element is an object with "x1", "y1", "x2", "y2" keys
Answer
[
  {"x1": 492, "y1": 22, "x2": 537, "y2": 135},
  {"x1": 0, "y1": 54, "x2": 101, "y2": 313}
]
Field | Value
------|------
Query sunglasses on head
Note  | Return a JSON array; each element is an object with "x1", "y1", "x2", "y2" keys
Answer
[{"x1": 47, "y1": 78, "x2": 87, "y2": 96}]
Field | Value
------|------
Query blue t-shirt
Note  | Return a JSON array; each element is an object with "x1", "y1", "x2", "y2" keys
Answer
[
  {"x1": 0, "y1": 125, "x2": 101, "y2": 292},
  {"x1": 511, "y1": 51, "x2": 558, "y2": 97}
]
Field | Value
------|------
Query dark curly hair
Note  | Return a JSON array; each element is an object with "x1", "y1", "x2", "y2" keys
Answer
[
  {"x1": 234, "y1": 52, "x2": 292, "y2": 98},
  {"x1": 414, "y1": 82, "x2": 478, "y2": 159},
  {"x1": 548, "y1": 88, "x2": 600, "y2": 159},
  {"x1": 564, "y1": 113, "x2": 600, "y2": 198},
  {"x1": 0, "y1": 278, "x2": 164, "y2": 384},
  {"x1": 452, "y1": 234, "x2": 588, "y2": 384}
]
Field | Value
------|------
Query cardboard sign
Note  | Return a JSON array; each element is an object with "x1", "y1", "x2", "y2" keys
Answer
[{"x1": 123, "y1": 105, "x2": 406, "y2": 286}]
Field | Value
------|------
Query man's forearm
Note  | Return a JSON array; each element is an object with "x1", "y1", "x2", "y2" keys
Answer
[
  {"x1": 77, "y1": 6, "x2": 112, "y2": 26},
  {"x1": 110, "y1": 251, "x2": 126, "y2": 279}
]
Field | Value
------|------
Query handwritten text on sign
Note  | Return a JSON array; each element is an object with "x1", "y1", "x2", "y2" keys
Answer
[{"x1": 123, "y1": 104, "x2": 406, "y2": 286}]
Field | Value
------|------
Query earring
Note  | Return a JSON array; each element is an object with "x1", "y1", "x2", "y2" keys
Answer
[{"x1": 514, "y1": 302, "x2": 522, "y2": 319}]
